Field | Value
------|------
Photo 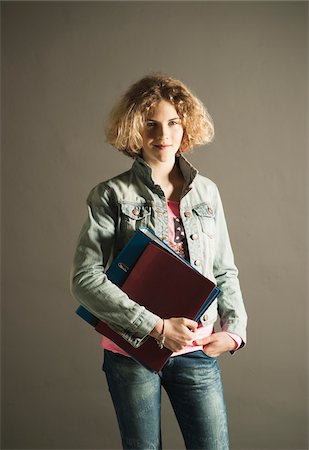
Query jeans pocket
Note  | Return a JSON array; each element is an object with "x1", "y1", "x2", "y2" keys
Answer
[
  {"x1": 202, "y1": 350, "x2": 217, "y2": 360},
  {"x1": 183, "y1": 349, "x2": 217, "y2": 361}
]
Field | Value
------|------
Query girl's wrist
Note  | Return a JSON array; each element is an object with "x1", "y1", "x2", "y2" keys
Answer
[
  {"x1": 155, "y1": 319, "x2": 166, "y2": 349},
  {"x1": 149, "y1": 319, "x2": 164, "y2": 339}
]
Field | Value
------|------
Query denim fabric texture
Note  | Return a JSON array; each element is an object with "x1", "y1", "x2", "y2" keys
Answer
[
  {"x1": 71, "y1": 155, "x2": 247, "y2": 348},
  {"x1": 103, "y1": 349, "x2": 229, "y2": 450}
]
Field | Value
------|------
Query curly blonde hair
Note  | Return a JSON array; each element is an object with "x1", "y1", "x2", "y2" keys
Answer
[{"x1": 105, "y1": 73, "x2": 214, "y2": 158}]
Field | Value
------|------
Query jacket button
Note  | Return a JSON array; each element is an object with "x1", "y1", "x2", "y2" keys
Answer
[
  {"x1": 132, "y1": 207, "x2": 139, "y2": 216},
  {"x1": 194, "y1": 259, "x2": 201, "y2": 266},
  {"x1": 184, "y1": 211, "x2": 191, "y2": 218},
  {"x1": 208, "y1": 207, "x2": 214, "y2": 215},
  {"x1": 191, "y1": 233, "x2": 198, "y2": 240},
  {"x1": 202, "y1": 314, "x2": 208, "y2": 321}
]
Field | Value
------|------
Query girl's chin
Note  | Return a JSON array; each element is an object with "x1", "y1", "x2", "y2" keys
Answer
[
  {"x1": 142, "y1": 149, "x2": 178, "y2": 165},
  {"x1": 154, "y1": 148, "x2": 178, "y2": 158},
  {"x1": 154, "y1": 154, "x2": 176, "y2": 163}
]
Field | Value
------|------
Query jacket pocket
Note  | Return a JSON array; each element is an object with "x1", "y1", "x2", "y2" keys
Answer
[
  {"x1": 119, "y1": 202, "x2": 151, "y2": 234},
  {"x1": 192, "y1": 203, "x2": 216, "y2": 238}
]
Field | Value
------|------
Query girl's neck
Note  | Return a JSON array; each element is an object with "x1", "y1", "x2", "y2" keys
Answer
[
  {"x1": 151, "y1": 160, "x2": 178, "y2": 186},
  {"x1": 150, "y1": 160, "x2": 185, "y2": 201}
]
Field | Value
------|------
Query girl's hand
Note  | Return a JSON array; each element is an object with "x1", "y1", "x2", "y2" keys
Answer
[
  {"x1": 194, "y1": 332, "x2": 236, "y2": 357},
  {"x1": 150, "y1": 318, "x2": 197, "y2": 352}
]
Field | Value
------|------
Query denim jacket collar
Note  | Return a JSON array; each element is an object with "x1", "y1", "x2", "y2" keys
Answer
[{"x1": 132, "y1": 154, "x2": 199, "y2": 193}]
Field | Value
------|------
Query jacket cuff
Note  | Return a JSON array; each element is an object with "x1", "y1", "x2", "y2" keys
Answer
[
  {"x1": 225, "y1": 331, "x2": 242, "y2": 350},
  {"x1": 120, "y1": 309, "x2": 161, "y2": 348}
]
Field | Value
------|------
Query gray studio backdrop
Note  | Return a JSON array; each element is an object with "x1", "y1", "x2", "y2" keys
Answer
[{"x1": 1, "y1": 2, "x2": 308, "y2": 449}]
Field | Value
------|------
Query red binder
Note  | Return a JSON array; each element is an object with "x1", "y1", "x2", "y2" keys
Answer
[{"x1": 95, "y1": 242, "x2": 217, "y2": 372}]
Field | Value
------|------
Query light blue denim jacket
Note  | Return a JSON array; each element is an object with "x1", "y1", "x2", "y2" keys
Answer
[{"x1": 70, "y1": 155, "x2": 247, "y2": 348}]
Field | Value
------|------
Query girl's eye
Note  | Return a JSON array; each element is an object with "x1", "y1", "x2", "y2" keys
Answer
[{"x1": 145, "y1": 120, "x2": 181, "y2": 129}]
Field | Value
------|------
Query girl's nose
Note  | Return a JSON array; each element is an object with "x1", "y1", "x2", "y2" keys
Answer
[{"x1": 157, "y1": 124, "x2": 170, "y2": 140}]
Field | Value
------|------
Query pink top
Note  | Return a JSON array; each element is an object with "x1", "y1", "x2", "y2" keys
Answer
[{"x1": 101, "y1": 199, "x2": 242, "y2": 356}]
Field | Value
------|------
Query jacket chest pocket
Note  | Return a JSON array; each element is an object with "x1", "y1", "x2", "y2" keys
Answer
[
  {"x1": 119, "y1": 203, "x2": 151, "y2": 234},
  {"x1": 192, "y1": 203, "x2": 216, "y2": 238}
]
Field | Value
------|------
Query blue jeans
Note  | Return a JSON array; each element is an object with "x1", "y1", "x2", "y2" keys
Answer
[{"x1": 103, "y1": 350, "x2": 229, "y2": 450}]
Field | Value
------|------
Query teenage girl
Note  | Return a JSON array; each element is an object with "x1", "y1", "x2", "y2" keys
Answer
[{"x1": 71, "y1": 74, "x2": 247, "y2": 450}]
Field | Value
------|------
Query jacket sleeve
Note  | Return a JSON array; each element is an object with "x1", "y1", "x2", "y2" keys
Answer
[
  {"x1": 70, "y1": 183, "x2": 160, "y2": 348},
  {"x1": 213, "y1": 185, "x2": 247, "y2": 346}
]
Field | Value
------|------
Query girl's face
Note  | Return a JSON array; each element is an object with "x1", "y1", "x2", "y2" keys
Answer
[{"x1": 141, "y1": 100, "x2": 184, "y2": 166}]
